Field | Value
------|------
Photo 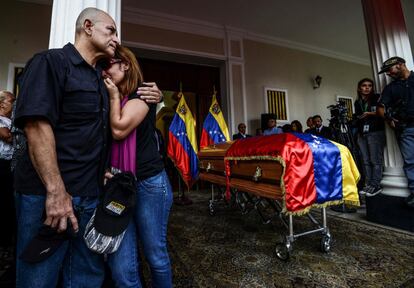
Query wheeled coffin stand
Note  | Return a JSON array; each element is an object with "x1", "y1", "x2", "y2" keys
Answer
[{"x1": 198, "y1": 142, "x2": 332, "y2": 260}]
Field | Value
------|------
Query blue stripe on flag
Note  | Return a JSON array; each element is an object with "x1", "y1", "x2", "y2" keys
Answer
[
  {"x1": 292, "y1": 133, "x2": 343, "y2": 203},
  {"x1": 169, "y1": 114, "x2": 199, "y2": 179},
  {"x1": 202, "y1": 113, "x2": 227, "y2": 145}
]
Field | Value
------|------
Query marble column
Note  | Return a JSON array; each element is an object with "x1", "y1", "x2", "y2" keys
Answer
[
  {"x1": 49, "y1": 0, "x2": 121, "y2": 49},
  {"x1": 362, "y1": 0, "x2": 414, "y2": 197}
]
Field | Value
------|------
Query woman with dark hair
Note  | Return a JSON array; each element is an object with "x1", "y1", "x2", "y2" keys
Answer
[
  {"x1": 102, "y1": 46, "x2": 173, "y2": 287},
  {"x1": 354, "y1": 78, "x2": 385, "y2": 197},
  {"x1": 291, "y1": 120, "x2": 303, "y2": 133}
]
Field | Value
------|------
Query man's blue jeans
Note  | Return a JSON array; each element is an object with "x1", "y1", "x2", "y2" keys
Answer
[
  {"x1": 356, "y1": 130, "x2": 385, "y2": 187},
  {"x1": 15, "y1": 194, "x2": 105, "y2": 288},
  {"x1": 396, "y1": 126, "x2": 414, "y2": 193},
  {"x1": 108, "y1": 169, "x2": 173, "y2": 288}
]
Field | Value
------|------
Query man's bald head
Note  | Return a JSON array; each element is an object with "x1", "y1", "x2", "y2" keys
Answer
[
  {"x1": 75, "y1": 7, "x2": 113, "y2": 38},
  {"x1": 73, "y1": 7, "x2": 119, "y2": 64}
]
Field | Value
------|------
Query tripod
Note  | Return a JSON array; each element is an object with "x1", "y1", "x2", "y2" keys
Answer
[{"x1": 329, "y1": 121, "x2": 360, "y2": 213}]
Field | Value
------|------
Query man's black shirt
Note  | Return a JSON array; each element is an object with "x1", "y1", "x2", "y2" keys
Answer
[
  {"x1": 379, "y1": 71, "x2": 414, "y2": 123},
  {"x1": 14, "y1": 43, "x2": 110, "y2": 197}
]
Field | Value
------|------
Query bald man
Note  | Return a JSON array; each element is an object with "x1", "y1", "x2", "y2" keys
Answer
[{"x1": 13, "y1": 8, "x2": 161, "y2": 287}]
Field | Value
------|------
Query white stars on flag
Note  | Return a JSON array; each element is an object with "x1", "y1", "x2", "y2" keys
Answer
[
  {"x1": 208, "y1": 130, "x2": 226, "y2": 142},
  {"x1": 176, "y1": 131, "x2": 187, "y2": 137}
]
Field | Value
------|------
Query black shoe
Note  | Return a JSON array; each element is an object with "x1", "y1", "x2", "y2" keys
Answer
[
  {"x1": 359, "y1": 185, "x2": 371, "y2": 195},
  {"x1": 404, "y1": 194, "x2": 414, "y2": 208},
  {"x1": 366, "y1": 185, "x2": 383, "y2": 197}
]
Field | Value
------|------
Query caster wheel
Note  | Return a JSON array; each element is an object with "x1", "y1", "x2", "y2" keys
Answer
[
  {"x1": 208, "y1": 202, "x2": 215, "y2": 216},
  {"x1": 321, "y1": 235, "x2": 331, "y2": 253},
  {"x1": 275, "y1": 242, "x2": 291, "y2": 261}
]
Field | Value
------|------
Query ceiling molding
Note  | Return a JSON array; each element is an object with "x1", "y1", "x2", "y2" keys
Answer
[
  {"x1": 122, "y1": 40, "x2": 227, "y2": 61},
  {"x1": 122, "y1": 6, "x2": 370, "y2": 66},
  {"x1": 242, "y1": 31, "x2": 371, "y2": 66},
  {"x1": 122, "y1": 6, "x2": 225, "y2": 39}
]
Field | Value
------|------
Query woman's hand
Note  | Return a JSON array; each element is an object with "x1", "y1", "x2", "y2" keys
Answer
[
  {"x1": 104, "y1": 78, "x2": 121, "y2": 100},
  {"x1": 138, "y1": 82, "x2": 163, "y2": 103},
  {"x1": 0, "y1": 127, "x2": 12, "y2": 143},
  {"x1": 104, "y1": 170, "x2": 114, "y2": 185}
]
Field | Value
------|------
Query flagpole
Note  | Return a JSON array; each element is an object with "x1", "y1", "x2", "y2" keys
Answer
[
  {"x1": 174, "y1": 174, "x2": 193, "y2": 205},
  {"x1": 173, "y1": 89, "x2": 193, "y2": 206}
]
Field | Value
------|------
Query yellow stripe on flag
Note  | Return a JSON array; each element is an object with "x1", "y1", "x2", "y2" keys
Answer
[
  {"x1": 210, "y1": 94, "x2": 230, "y2": 141},
  {"x1": 330, "y1": 141, "x2": 360, "y2": 206},
  {"x1": 176, "y1": 92, "x2": 198, "y2": 153}
]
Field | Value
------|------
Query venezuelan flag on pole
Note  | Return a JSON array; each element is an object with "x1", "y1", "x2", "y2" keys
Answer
[
  {"x1": 167, "y1": 93, "x2": 199, "y2": 188},
  {"x1": 200, "y1": 93, "x2": 230, "y2": 149}
]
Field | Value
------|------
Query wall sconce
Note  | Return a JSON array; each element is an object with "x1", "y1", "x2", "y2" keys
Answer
[{"x1": 313, "y1": 75, "x2": 322, "y2": 89}]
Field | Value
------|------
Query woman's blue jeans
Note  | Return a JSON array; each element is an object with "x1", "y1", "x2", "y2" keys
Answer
[
  {"x1": 108, "y1": 169, "x2": 173, "y2": 288},
  {"x1": 15, "y1": 194, "x2": 105, "y2": 288}
]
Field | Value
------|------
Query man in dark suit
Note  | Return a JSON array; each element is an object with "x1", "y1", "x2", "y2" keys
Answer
[
  {"x1": 309, "y1": 115, "x2": 333, "y2": 139},
  {"x1": 233, "y1": 123, "x2": 252, "y2": 140}
]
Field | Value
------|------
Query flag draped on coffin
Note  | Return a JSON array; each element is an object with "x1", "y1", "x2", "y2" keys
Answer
[
  {"x1": 200, "y1": 93, "x2": 230, "y2": 149},
  {"x1": 224, "y1": 133, "x2": 360, "y2": 215},
  {"x1": 167, "y1": 93, "x2": 199, "y2": 188}
]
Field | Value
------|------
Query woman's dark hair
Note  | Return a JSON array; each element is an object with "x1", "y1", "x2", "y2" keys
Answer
[
  {"x1": 291, "y1": 120, "x2": 303, "y2": 133},
  {"x1": 282, "y1": 124, "x2": 292, "y2": 133},
  {"x1": 357, "y1": 78, "x2": 374, "y2": 99}
]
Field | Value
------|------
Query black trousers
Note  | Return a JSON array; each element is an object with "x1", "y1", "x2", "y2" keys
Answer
[{"x1": 0, "y1": 159, "x2": 16, "y2": 247}]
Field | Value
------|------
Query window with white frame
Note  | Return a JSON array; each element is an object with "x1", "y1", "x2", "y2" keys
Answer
[
  {"x1": 336, "y1": 95, "x2": 354, "y2": 121},
  {"x1": 264, "y1": 87, "x2": 289, "y2": 122}
]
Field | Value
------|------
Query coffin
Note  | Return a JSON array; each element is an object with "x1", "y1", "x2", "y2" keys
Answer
[
  {"x1": 198, "y1": 135, "x2": 361, "y2": 259},
  {"x1": 199, "y1": 141, "x2": 284, "y2": 199},
  {"x1": 198, "y1": 134, "x2": 360, "y2": 215}
]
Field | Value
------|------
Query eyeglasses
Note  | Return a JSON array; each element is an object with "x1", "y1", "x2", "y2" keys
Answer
[
  {"x1": 102, "y1": 58, "x2": 123, "y2": 70},
  {"x1": 110, "y1": 58, "x2": 123, "y2": 65}
]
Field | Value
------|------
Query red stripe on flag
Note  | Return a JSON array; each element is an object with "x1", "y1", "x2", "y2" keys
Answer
[
  {"x1": 167, "y1": 131, "x2": 193, "y2": 186},
  {"x1": 200, "y1": 128, "x2": 215, "y2": 149}
]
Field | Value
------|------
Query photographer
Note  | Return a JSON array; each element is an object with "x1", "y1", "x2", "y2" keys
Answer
[
  {"x1": 377, "y1": 56, "x2": 414, "y2": 208},
  {"x1": 354, "y1": 78, "x2": 385, "y2": 197}
]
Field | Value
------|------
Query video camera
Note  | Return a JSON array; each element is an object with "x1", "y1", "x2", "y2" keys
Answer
[{"x1": 327, "y1": 101, "x2": 349, "y2": 125}]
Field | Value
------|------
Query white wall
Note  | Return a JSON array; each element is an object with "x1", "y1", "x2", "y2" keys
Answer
[
  {"x1": 0, "y1": 0, "x2": 51, "y2": 91},
  {"x1": 243, "y1": 40, "x2": 372, "y2": 131}
]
